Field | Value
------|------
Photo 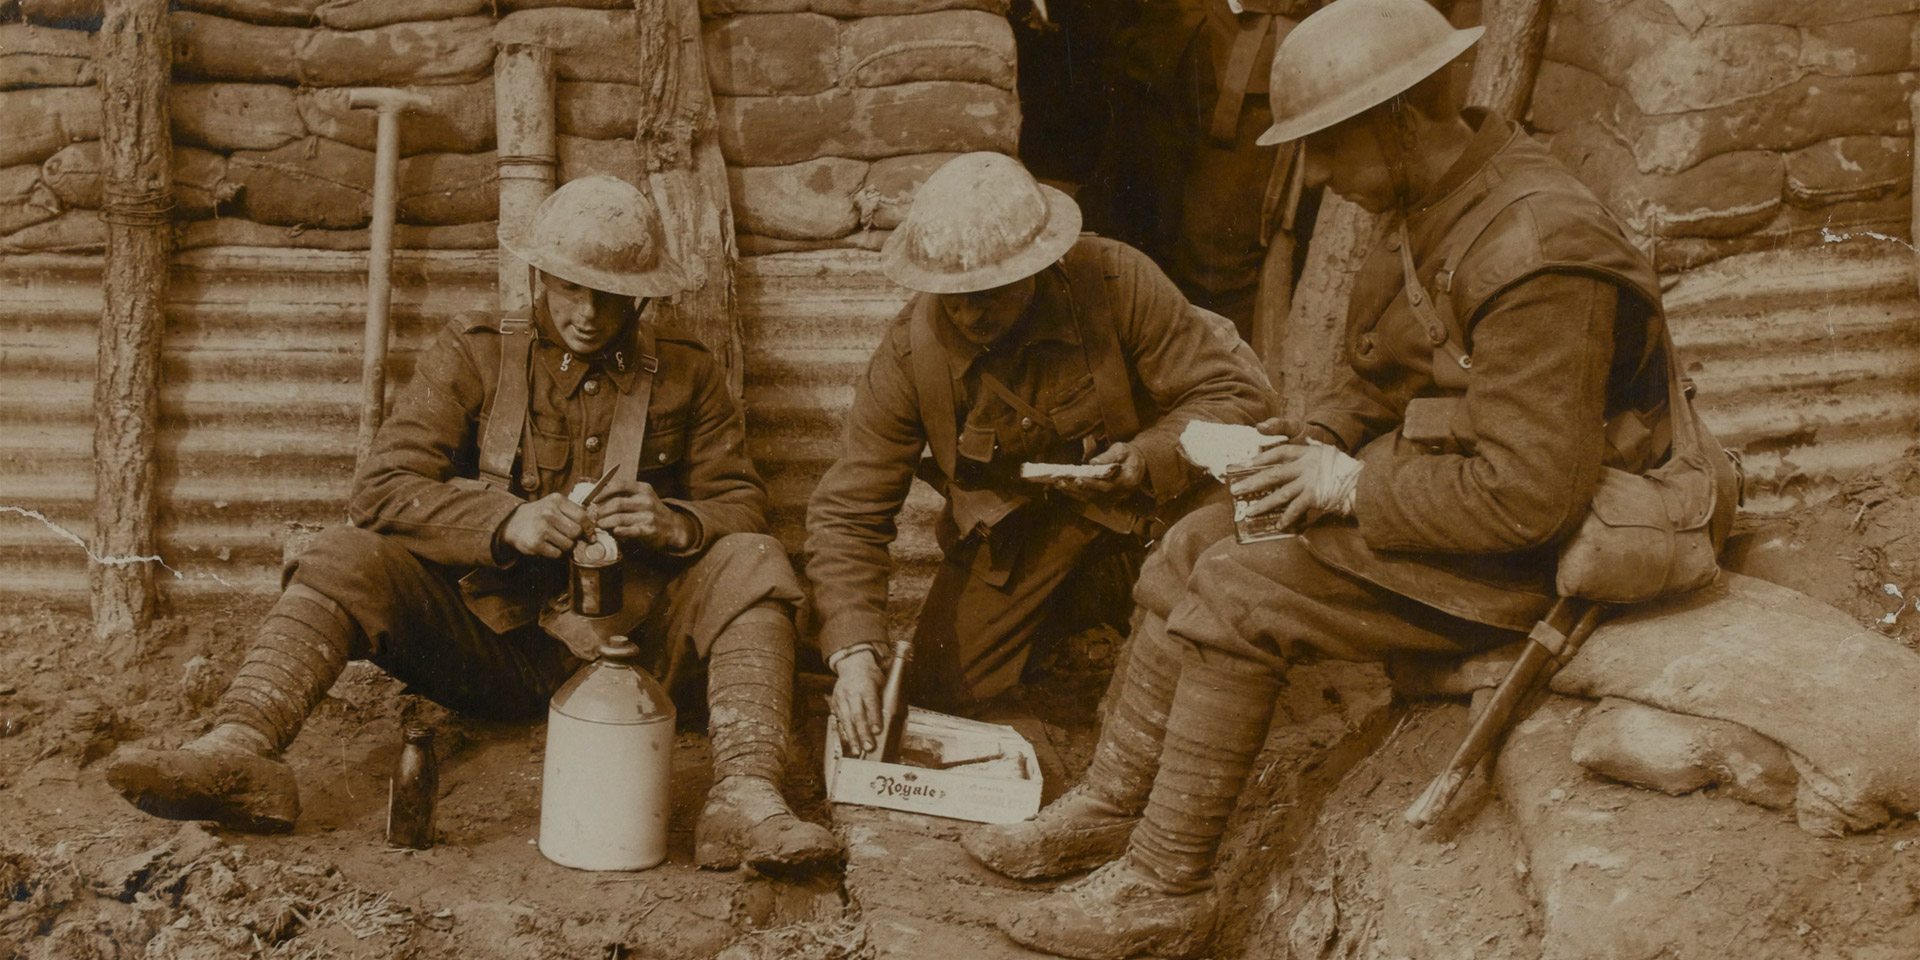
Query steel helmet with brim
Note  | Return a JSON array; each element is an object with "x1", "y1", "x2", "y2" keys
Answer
[
  {"x1": 1257, "y1": 0, "x2": 1484, "y2": 147},
  {"x1": 881, "y1": 152, "x2": 1082, "y2": 295},
  {"x1": 498, "y1": 175, "x2": 691, "y2": 299}
]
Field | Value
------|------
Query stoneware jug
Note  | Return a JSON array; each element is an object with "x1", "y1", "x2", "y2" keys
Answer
[{"x1": 539, "y1": 637, "x2": 675, "y2": 870}]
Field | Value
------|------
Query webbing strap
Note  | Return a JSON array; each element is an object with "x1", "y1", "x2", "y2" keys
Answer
[
  {"x1": 601, "y1": 321, "x2": 660, "y2": 483},
  {"x1": 477, "y1": 313, "x2": 535, "y2": 491},
  {"x1": 909, "y1": 295, "x2": 959, "y2": 480},
  {"x1": 1058, "y1": 251, "x2": 1141, "y2": 443},
  {"x1": 1209, "y1": 13, "x2": 1272, "y2": 144}
]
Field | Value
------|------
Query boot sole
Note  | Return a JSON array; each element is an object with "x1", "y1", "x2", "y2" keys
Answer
[
  {"x1": 963, "y1": 819, "x2": 1137, "y2": 880},
  {"x1": 106, "y1": 749, "x2": 299, "y2": 835}
]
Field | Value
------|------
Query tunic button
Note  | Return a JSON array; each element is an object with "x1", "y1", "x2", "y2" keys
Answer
[
  {"x1": 520, "y1": 472, "x2": 538, "y2": 490},
  {"x1": 586, "y1": 436, "x2": 602, "y2": 453},
  {"x1": 658, "y1": 451, "x2": 669, "y2": 463},
  {"x1": 1020, "y1": 416, "x2": 1035, "y2": 431},
  {"x1": 583, "y1": 379, "x2": 600, "y2": 396},
  {"x1": 1356, "y1": 333, "x2": 1377, "y2": 357}
]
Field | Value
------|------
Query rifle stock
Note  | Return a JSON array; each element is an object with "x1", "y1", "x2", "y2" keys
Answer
[{"x1": 1404, "y1": 598, "x2": 1605, "y2": 827}]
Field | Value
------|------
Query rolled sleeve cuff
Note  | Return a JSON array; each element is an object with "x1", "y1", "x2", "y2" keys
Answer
[
  {"x1": 471, "y1": 492, "x2": 527, "y2": 568},
  {"x1": 658, "y1": 500, "x2": 709, "y2": 558},
  {"x1": 818, "y1": 610, "x2": 889, "y2": 663},
  {"x1": 826, "y1": 642, "x2": 884, "y2": 673}
]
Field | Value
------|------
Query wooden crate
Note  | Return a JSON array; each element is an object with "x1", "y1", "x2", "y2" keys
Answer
[{"x1": 824, "y1": 707, "x2": 1043, "y2": 823}]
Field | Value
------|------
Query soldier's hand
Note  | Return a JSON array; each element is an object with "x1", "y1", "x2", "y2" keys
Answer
[
  {"x1": 832, "y1": 650, "x2": 886, "y2": 756},
  {"x1": 1056, "y1": 441, "x2": 1146, "y2": 500},
  {"x1": 1232, "y1": 440, "x2": 1362, "y2": 529},
  {"x1": 591, "y1": 479, "x2": 695, "y2": 553},
  {"x1": 501, "y1": 494, "x2": 591, "y2": 559}
]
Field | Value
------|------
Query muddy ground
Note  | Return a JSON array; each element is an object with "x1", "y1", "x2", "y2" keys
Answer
[{"x1": 3, "y1": 451, "x2": 1919, "y2": 960}]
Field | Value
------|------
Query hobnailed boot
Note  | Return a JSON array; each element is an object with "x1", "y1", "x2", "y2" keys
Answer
[
  {"x1": 105, "y1": 584, "x2": 352, "y2": 833},
  {"x1": 962, "y1": 614, "x2": 1184, "y2": 880},
  {"x1": 999, "y1": 657, "x2": 1281, "y2": 960},
  {"x1": 694, "y1": 606, "x2": 843, "y2": 870}
]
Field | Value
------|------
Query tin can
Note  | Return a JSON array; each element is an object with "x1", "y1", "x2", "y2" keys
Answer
[
  {"x1": 1224, "y1": 467, "x2": 1294, "y2": 545},
  {"x1": 570, "y1": 538, "x2": 622, "y2": 618}
]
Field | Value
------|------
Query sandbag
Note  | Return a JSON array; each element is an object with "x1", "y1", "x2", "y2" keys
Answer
[
  {"x1": 558, "y1": 82, "x2": 643, "y2": 140},
  {"x1": 172, "y1": 83, "x2": 307, "y2": 152},
  {"x1": 1554, "y1": 126, "x2": 1782, "y2": 239},
  {"x1": 1784, "y1": 136, "x2": 1910, "y2": 207},
  {"x1": 736, "y1": 229, "x2": 888, "y2": 256},
  {"x1": 297, "y1": 16, "x2": 495, "y2": 87},
  {"x1": 716, "y1": 82, "x2": 1017, "y2": 165},
  {"x1": 496, "y1": 9, "x2": 642, "y2": 85},
  {"x1": 172, "y1": 12, "x2": 495, "y2": 86},
  {"x1": 700, "y1": 0, "x2": 810, "y2": 15},
  {"x1": 498, "y1": 0, "x2": 631, "y2": 8},
  {"x1": 729, "y1": 158, "x2": 867, "y2": 240},
  {"x1": 397, "y1": 151, "x2": 498, "y2": 225},
  {"x1": 557, "y1": 136, "x2": 643, "y2": 186},
  {"x1": 40, "y1": 141, "x2": 236, "y2": 218},
  {"x1": 0, "y1": 164, "x2": 62, "y2": 236},
  {"x1": 229, "y1": 136, "x2": 374, "y2": 228},
  {"x1": 1801, "y1": 15, "x2": 1914, "y2": 78},
  {"x1": 1543, "y1": 12, "x2": 1800, "y2": 116},
  {"x1": 174, "y1": 0, "x2": 325, "y2": 27},
  {"x1": 177, "y1": 216, "x2": 499, "y2": 250},
  {"x1": 0, "y1": 209, "x2": 104, "y2": 253},
  {"x1": 18, "y1": 0, "x2": 104, "y2": 27},
  {"x1": 1571, "y1": 697, "x2": 1798, "y2": 810},
  {"x1": 703, "y1": 14, "x2": 840, "y2": 97},
  {"x1": 0, "y1": 86, "x2": 101, "y2": 168},
  {"x1": 171, "y1": 12, "x2": 305, "y2": 82},
  {"x1": 298, "y1": 81, "x2": 495, "y2": 156},
  {"x1": 810, "y1": 0, "x2": 1008, "y2": 15},
  {"x1": 0, "y1": 23, "x2": 96, "y2": 89},
  {"x1": 858, "y1": 152, "x2": 953, "y2": 229},
  {"x1": 314, "y1": 0, "x2": 489, "y2": 31},
  {"x1": 842, "y1": 11, "x2": 1015, "y2": 89},
  {"x1": 1554, "y1": 572, "x2": 1920, "y2": 835},
  {"x1": 1535, "y1": 60, "x2": 1920, "y2": 175}
]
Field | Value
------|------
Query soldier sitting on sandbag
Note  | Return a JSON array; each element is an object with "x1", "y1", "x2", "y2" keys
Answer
[
  {"x1": 806, "y1": 152, "x2": 1274, "y2": 749},
  {"x1": 959, "y1": 1, "x2": 1734, "y2": 956},
  {"x1": 106, "y1": 176, "x2": 842, "y2": 872}
]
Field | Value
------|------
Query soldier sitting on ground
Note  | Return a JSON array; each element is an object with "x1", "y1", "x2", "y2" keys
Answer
[
  {"x1": 961, "y1": 0, "x2": 1727, "y2": 955},
  {"x1": 806, "y1": 152, "x2": 1273, "y2": 752},
  {"x1": 106, "y1": 176, "x2": 841, "y2": 872}
]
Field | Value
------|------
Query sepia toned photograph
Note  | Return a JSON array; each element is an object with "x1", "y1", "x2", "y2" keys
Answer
[{"x1": 2, "y1": 0, "x2": 1918, "y2": 957}]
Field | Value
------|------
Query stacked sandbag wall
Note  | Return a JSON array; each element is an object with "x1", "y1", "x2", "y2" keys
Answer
[
  {"x1": 700, "y1": 0, "x2": 1020, "y2": 255},
  {"x1": 1530, "y1": 0, "x2": 1920, "y2": 273}
]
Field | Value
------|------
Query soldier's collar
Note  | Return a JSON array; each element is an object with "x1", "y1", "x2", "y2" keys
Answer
[
  {"x1": 940, "y1": 268, "x2": 1080, "y2": 377},
  {"x1": 530, "y1": 305, "x2": 648, "y2": 394}
]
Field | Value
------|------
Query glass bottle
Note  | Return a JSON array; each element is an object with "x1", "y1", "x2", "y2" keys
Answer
[{"x1": 387, "y1": 724, "x2": 437, "y2": 849}]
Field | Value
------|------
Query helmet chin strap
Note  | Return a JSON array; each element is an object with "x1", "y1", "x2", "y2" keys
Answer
[{"x1": 1369, "y1": 99, "x2": 1422, "y2": 214}]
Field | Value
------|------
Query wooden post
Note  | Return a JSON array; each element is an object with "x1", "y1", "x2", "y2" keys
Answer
[
  {"x1": 635, "y1": 0, "x2": 745, "y2": 405},
  {"x1": 1275, "y1": 194, "x2": 1378, "y2": 420},
  {"x1": 94, "y1": 0, "x2": 172, "y2": 662},
  {"x1": 1466, "y1": 0, "x2": 1552, "y2": 120},
  {"x1": 496, "y1": 44, "x2": 557, "y2": 317}
]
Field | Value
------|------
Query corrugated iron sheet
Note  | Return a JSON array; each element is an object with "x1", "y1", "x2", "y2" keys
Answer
[
  {"x1": 0, "y1": 248, "x2": 939, "y2": 620},
  {"x1": 4, "y1": 241, "x2": 1914, "y2": 610},
  {"x1": 1664, "y1": 242, "x2": 1920, "y2": 513}
]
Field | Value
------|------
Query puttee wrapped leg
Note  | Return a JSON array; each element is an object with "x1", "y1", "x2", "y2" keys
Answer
[
  {"x1": 105, "y1": 584, "x2": 353, "y2": 833},
  {"x1": 1000, "y1": 657, "x2": 1280, "y2": 960},
  {"x1": 695, "y1": 603, "x2": 843, "y2": 870},
  {"x1": 962, "y1": 610, "x2": 1186, "y2": 879}
]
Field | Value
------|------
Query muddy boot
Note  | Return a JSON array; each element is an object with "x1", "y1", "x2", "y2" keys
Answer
[
  {"x1": 694, "y1": 606, "x2": 842, "y2": 870},
  {"x1": 999, "y1": 658, "x2": 1280, "y2": 959},
  {"x1": 106, "y1": 584, "x2": 352, "y2": 833},
  {"x1": 962, "y1": 614, "x2": 1184, "y2": 879}
]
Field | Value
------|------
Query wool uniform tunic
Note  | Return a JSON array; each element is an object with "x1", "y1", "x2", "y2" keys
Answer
[
  {"x1": 1143, "y1": 110, "x2": 1672, "y2": 677},
  {"x1": 286, "y1": 304, "x2": 804, "y2": 717},
  {"x1": 806, "y1": 236, "x2": 1273, "y2": 707}
]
